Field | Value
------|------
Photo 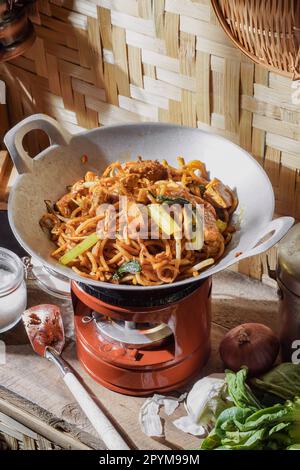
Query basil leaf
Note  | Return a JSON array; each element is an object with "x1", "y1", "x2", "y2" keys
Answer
[
  {"x1": 268, "y1": 422, "x2": 290, "y2": 436},
  {"x1": 200, "y1": 429, "x2": 221, "y2": 450},
  {"x1": 215, "y1": 407, "x2": 252, "y2": 437},
  {"x1": 226, "y1": 368, "x2": 262, "y2": 411},
  {"x1": 200, "y1": 368, "x2": 300, "y2": 451},
  {"x1": 113, "y1": 260, "x2": 141, "y2": 280},
  {"x1": 222, "y1": 428, "x2": 266, "y2": 450}
]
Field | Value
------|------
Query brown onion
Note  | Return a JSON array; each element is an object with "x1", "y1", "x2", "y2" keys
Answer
[{"x1": 219, "y1": 323, "x2": 280, "y2": 377}]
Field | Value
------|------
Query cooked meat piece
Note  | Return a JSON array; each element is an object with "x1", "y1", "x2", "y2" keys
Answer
[
  {"x1": 89, "y1": 187, "x2": 119, "y2": 216},
  {"x1": 204, "y1": 178, "x2": 233, "y2": 209},
  {"x1": 55, "y1": 194, "x2": 77, "y2": 217},
  {"x1": 203, "y1": 209, "x2": 225, "y2": 258},
  {"x1": 120, "y1": 174, "x2": 140, "y2": 193},
  {"x1": 127, "y1": 160, "x2": 168, "y2": 182}
]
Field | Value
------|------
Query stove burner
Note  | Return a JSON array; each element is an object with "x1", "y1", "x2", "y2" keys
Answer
[
  {"x1": 78, "y1": 279, "x2": 202, "y2": 308},
  {"x1": 72, "y1": 277, "x2": 212, "y2": 396},
  {"x1": 92, "y1": 312, "x2": 173, "y2": 349}
]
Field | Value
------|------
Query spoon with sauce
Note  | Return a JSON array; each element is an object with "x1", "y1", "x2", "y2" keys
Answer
[{"x1": 23, "y1": 304, "x2": 129, "y2": 450}]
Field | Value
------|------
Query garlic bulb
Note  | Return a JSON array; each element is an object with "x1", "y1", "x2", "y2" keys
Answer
[{"x1": 173, "y1": 374, "x2": 229, "y2": 437}]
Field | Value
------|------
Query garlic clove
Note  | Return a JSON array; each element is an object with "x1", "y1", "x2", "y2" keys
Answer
[{"x1": 186, "y1": 374, "x2": 225, "y2": 423}]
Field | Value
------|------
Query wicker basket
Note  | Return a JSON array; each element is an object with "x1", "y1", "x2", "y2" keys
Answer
[
  {"x1": 0, "y1": 385, "x2": 104, "y2": 450},
  {"x1": 211, "y1": 0, "x2": 300, "y2": 79}
]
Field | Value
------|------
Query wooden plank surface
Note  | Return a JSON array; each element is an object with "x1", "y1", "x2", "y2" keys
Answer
[{"x1": 0, "y1": 270, "x2": 278, "y2": 450}]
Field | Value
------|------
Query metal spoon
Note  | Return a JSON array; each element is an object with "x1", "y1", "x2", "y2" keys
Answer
[{"x1": 22, "y1": 304, "x2": 130, "y2": 450}]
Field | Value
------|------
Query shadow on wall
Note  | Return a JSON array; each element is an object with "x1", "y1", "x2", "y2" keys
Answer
[
  {"x1": 0, "y1": 1, "x2": 298, "y2": 223},
  {"x1": 0, "y1": 0, "x2": 129, "y2": 157}
]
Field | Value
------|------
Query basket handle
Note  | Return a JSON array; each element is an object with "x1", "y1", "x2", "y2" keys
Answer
[
  {"x1": 236, "y1": 217, "x2": 294, "y2": 262},
  {"x1": 4, "y1": 113, "x2": 71, "y2": 174}
]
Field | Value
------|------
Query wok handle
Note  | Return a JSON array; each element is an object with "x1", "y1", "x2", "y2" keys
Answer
[
  {"x1": 4, "y1": 113, "x2": 71, "y2": 174},
  {"x1": 63, "y1": 372, "x2": 130, "y2": 450},
  {"x1": 236, "y1": 216, "x2": 294, "y2": 262}
]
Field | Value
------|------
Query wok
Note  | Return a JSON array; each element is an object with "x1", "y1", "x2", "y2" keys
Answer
[{"x1": 4, "y1": 114, "x2": 294, "y2": 292}]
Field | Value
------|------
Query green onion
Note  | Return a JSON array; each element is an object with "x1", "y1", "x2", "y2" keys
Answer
[
  {"x1": 59, "y1": 232, "x2": 99, "y2": 265},
  {"x1": 199, "y1": 184, "x2": 206, "y2": 195},
  {"x1": 113, "y1": 260, "x2": 141, "y2": 280},
  {"x1": 155, "y1": 195, "x2": 190, "y2": 205},
  {"x1": 148, "y1": 204, "x2": 181, "y2": 237}
]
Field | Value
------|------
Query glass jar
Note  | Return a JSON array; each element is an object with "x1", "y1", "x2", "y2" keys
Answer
[{"x1": 0, "y1": 247, "x2": 27, "y2": 333}]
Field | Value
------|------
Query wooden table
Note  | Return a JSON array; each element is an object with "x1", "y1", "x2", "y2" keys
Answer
[{"x1": 0, "y1": 270, "x2": 279, "y2": 450}]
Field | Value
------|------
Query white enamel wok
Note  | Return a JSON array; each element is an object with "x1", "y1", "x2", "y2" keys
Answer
[{"x1": 4, "y1": 113, "x2": 294, "y2": 291}]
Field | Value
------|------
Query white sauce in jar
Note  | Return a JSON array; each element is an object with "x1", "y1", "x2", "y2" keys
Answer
[{"x1": 0, "y1": 249, "x2": 27, "y2": 333}]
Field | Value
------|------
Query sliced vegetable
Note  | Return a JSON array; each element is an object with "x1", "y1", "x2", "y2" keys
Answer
[
  {"x1": 44, "y1": 200, "x2": 70, "y2": 222},
  {"x1": 82, "y1": 181, "x2": 98, "y2": 188},
  {"x1": 148, "y1": 204, "x2": 181, "y2": 237},
  {"x1": 175, "y1": 239, "x2": 181, "y2": 260},
  {"x1": 44, "y1": 199, "x2": 56, "y2": 216},
  {"x1": 113, "y1": 260, "x2": 141, "y2": 281},
  {"x1": 216, "y1": 219, "x2": 227, "y2": 233},
  {"x1": 183, "y1": 206, "x2": 204, "y2": 251},
  {"x1": 59, "y1": 232, "x2": 99, "y2": 265},
  {"x1": 192, "y1": 258, "x2": 215, "y2": 272}
]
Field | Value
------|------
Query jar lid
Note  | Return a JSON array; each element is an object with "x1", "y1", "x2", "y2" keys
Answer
[
  {"x1": 277, "y1": 224, "x2": 300, "y2": 296},
  {"x1": 0, "y1": 248, "x2": 24, "y2": 297}
]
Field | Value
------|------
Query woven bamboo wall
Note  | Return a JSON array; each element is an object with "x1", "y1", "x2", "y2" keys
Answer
[{"x1": 0, "y1": 0, "x2": 299, "y2": 279}]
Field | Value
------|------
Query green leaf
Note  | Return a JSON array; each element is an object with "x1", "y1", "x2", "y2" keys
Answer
[
  {"x1": 287, "y1": 444, "x2": 300, "y2": 450},
  {"x1": 155, "y1": 195, "x2": 190, "y2": 205},
  {"x1": 251, "y1": 363, "x2": 300, "y2": 401},
  {"x1": 289, "y1": 422, "x2": 300, "y2": 442},
  {"x1": 226, "y1": 368, "x2": 262, "y2": 411},
  {"x1": 221, "y1": 428, "x2": 266, "y2": 449},
  {"x1": 236, "y1": 398, "x2": 300, "y2": 432},
  {"x1": 215, "y1": 407, "x2": 252, "y2": 436},
  {"x1": 112, "y1": 260, "x2": 141, "y2": 280},
  {"x1": 268, "y1": 422, "x2": 290, "y2": 436},
  {"x1": 200, "y1": 430, "x2": 221, "y2": 450}
]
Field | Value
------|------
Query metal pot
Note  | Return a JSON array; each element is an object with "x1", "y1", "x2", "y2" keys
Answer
[{"x1": 277, "y1": 224, "x2": 300, "y2": 362}]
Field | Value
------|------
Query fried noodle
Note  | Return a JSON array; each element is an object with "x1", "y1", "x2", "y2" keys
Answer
[{"x1": 40, "y1": 158, "x2": 238, "y2": 286}]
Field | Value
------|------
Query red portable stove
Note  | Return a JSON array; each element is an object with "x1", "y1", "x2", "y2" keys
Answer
[{"x1": 71, "y1": 278, "x2": 212, "y2": 396}]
